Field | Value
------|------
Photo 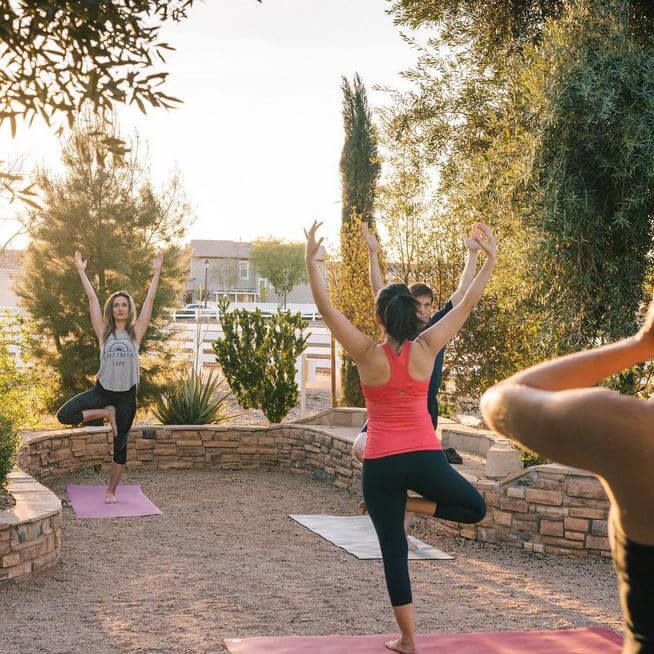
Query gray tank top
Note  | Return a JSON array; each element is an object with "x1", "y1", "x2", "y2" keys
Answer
[{"x1": 97, "y1": 329, "x2": 140, "y2": 391}]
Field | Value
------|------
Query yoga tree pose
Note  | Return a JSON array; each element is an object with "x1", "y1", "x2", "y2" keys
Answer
[
  {"x1": 305, "y1": 220, "x2": 496, "y2": 654},
  {"x1": 355, "y1": 223, "x2": 481, "y2": 536},
  {"x1": 481, "y1": 292, "x2": 654, "y2": 654},
  {"x1": 56, "y1": 251, "x2": 163, "y2": 504}
]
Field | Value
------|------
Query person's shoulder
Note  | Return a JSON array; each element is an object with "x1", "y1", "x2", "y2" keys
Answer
[{"x1": 430, "y1": 299, "x2": 454, "y2": 324}]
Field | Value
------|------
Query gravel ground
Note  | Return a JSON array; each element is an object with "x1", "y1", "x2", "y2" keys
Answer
[
  {"x1": 0, "y1": 466, "x2": 622, "y2": 654},
  {"x1": 224, "y1": 389, "x2": 333, "y2": 425}
]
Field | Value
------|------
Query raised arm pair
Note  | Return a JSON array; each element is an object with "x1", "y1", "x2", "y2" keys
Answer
[
  {"x1": 304, "y1": 220, "x2": 496, "y2": 368},
  {"x1": 360, "y1": 223, "x2": 482, "y2": 306},
  {"x1": 75, "y1": 251, "x2": 163, "y2": 346}
]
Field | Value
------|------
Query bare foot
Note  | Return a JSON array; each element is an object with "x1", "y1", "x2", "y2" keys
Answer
[
  {"x1": 105, "y1": 491, "x2": 117, "y2": 504},
  {"x1": 385, "y1": 636, "x2": 416, "y2": 653},
  {"x1": 105, "y1": 405, "x2": 117, "y2": 438},
  {"x1": 359, "y1": 500, "x2": 368, "y2": 515}
]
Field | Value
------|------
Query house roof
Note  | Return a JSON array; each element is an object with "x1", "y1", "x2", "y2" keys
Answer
[{"x1": 190, "y1": 239, "x2": 325, "y2": 260}]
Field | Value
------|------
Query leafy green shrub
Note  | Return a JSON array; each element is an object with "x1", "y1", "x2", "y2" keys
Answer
[
  {"x1": 153, "y1": 367, "x2": 233, "y2": 425},
  {"x1": 0, "y1": 414, "x2": 21, "y2": 491},
  {"x1": 213, "y1": 304, "x2": 308, "y2": 423},
  {"x1": 0, "y1": 344, "x2": 43, "y2": 488},
  {"x1": 520, "y1": 450, "x2": 549, "y2": 468}
]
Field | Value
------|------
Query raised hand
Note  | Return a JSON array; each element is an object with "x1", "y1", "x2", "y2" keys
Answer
[
  {"x1": 473, "y1": 223, "x2": 497, "y2": 260},
  {"x1": 304, "y1": 220, "x2": 324, "y2": 261},
  {"x1": 465, "y1": 225, "x2": 482, "y2": 253},
  {"x1": 360, "y1": 223, "x2": 379, "y2": 253},
  {"x1": 74, "y1": 250, "x2": 87, "y2": 271},
  {"x1": 153, "y1": 252, "x2": 164, "y2": 273}
]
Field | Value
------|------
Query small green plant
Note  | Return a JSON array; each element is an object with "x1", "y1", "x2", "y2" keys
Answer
[
  {"x1": 153, "y1": 366, "x2": 234, "y2": 425},
  {"x1": 520, "y1": 449, "x2": 549, "y2": 467},
  {"x1": 0, "y1": 342, "x2": 43, "y2": 488},
  {"x1": 0, "y1": 413, "x2": 21, "y2": 491},
  {"x1": 213, "y1": 301, "x2": 309, "y2": 423}
]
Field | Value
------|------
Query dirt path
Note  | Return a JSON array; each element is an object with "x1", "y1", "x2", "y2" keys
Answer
[{"x1": 1, "y1": 467, "x2": 622, "y2": 654}]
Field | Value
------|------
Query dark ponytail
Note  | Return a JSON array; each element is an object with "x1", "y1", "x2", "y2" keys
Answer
[{"x1": 376, "y1": 283, "x2": 420, "y2": 343}]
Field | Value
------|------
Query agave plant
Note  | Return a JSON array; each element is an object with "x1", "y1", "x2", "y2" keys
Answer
[{"x1": 153, "y1": 366, "x2": 236, "y2": 425}]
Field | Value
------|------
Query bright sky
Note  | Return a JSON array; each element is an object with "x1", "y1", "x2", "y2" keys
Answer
[{"x1": 0, "y1": 0, "x2": 420, "y2": 252}]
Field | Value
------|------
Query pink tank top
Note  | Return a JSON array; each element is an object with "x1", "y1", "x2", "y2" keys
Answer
[{"x1": 361, "y1": 341, "x2": 442, "y2": 459}]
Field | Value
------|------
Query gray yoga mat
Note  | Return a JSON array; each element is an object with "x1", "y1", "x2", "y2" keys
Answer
[{"x1": 289, "y1": 514, "x2": 453, "y2": 560}]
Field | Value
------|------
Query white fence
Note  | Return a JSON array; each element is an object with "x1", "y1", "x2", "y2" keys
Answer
[
  {"x1": 1, "y1": 304, "x2": 339, "y2": 414},
  {"x1": 167, "y1": 319, "x2": 340, "y2": 397},
  {"x1": 172, "y1": 302, "x2": 322, "y2": 323}
]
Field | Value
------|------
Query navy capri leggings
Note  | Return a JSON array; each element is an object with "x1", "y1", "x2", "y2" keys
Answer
[
  {"x1": 56, "y1": 381, "x2": 137, "y2": 465},
  {"x1": 362, "y1": 449, "x2": 486, "y2": 607}
]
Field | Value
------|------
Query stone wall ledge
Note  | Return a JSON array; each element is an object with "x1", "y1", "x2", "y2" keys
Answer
[
  {"x1": 529, "y1": 463, "x2": 598, "y2": 479},
  {"x1": 292, "y1": 407, "x2": 367, "y2": 428},
  {"x1": 0, "y1": 470, "x2": 62, "y2": 584},
  {"x1": 21, "y1": 422, "x2": 342, "y2": 446}
]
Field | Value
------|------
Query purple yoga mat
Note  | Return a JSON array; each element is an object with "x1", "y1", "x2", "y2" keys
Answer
[
  {"x1": 66, "y1": 484, "x2": 162, "y2": 519},
  {"x1": 225, "y1": 627, "x2": 623, "y2": 654}
]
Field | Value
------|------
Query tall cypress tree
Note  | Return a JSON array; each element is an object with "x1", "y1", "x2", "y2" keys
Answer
[
  {"x1": 337, "y1": 74, "x2": 380, "y2": 406},
  {"x1": 16, "y1": 116, "x2": 191, "y2": 410}
]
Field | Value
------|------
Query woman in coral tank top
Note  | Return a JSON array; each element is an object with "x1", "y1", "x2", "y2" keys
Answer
[{"x1": 305, "y1": 220, "x2": 496, "y2": 654}]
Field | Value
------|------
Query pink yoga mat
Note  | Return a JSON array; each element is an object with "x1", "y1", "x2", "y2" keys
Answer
[
  {"x1": 224, "y1": 627, "x2": 622, "y2": 653},
  {"x1": 66, "y1": 484, "x2": 162, "y2": 519}
]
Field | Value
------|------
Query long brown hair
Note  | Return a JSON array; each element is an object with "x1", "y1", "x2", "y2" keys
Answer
[{"x1": 102, "y1": 291, "x2": 137, "y2": 343}]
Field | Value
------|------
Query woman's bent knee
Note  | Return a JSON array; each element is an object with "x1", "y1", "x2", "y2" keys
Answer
[
  {"x1": 56, "y1": 407, "x2": 79, "y2": 425},
  {"x1": 467, "y1": 494, "x2": 487, "y2": 524}
]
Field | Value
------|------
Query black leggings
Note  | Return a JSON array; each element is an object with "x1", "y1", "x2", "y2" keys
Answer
[
  {"x1": 56, "y1": 382, "x2": 137, "y2": 465},
  {"x1": 362, "y1": 449, "x2": 486, "y2": 607}
]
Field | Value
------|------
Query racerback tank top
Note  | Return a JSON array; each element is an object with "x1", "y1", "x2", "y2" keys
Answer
[
  {"x1": 96, "y1": 329, "x2": 140, "y2": 392},
  {"x1": 361, "y1": 341, "x2": 442, "y2": 459}
]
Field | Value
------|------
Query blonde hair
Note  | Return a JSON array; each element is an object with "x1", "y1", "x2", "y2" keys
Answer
[{"x1": 102, "y1": 291, "x2": 137, "y2": 343}]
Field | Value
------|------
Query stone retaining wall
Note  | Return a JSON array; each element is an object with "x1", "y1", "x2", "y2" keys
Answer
[
  {"x1": 0, "y1": 470, "x2": 62, "y2": 583},
  {"x1": 292, "y1": 407, "x2": 367, "y2": 429},
  {"x1": 15, "y1": 414, "x2": 612, "y2": 566},
  {"x1": 436, "y1": 463, "x2": 611, "y2": 557},
  {"x1": 18, "y1": 423, "x2": 363, "y2": 490}
]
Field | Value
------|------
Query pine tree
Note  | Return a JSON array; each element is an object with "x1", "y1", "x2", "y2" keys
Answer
[
  {"x1": 335, "y1": 74, "x2": 380, "y2": 406},
  {"x1": 15, "y1": 116, "x2": 192, "y2": 410}
]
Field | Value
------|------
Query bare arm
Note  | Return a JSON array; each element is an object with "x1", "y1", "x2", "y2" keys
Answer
[
  {"x1": 75, "y1": 251, "x2": 104, "y2": 343},
  {"x1": 305, "y1": 221, "x2": 375, "y2": 363},
  {"x1": 416, "y1": 223, "x2": 496, "y2": 360},
  {"x1": 480, "y1": 330, "x2": 653, "y2": 468},
  {"x1": 361, "y1": 223, "x2": 384, "y2": 298},
  {"x1": 493, "y1": 335, "x2": 651, "y2": 391},
  {"x1": 134, "y1": 253, "x2": 163, "y2": 345},
  {"x1": 480, "y1": 305, "x2": 654, "y2": 543},
  {"x1": 449, "y1": 231, "x2": 480, "y2": 306}
]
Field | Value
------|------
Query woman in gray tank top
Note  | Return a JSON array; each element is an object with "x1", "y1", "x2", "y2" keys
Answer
[{"x1": 56, "y1": 250, "x2": 163, "y2": 503}]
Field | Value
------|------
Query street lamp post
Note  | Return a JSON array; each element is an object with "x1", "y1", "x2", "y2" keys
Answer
[
  {"x1": 282, "y1": 268, "x2": 289, "y2": 310},
  {"x1": 203, "y1": 259, "x2": 209, "y2": 309}
]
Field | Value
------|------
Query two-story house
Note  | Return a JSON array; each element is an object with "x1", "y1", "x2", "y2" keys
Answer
[
  {"x1": 188, "y1": 240, "x2": 323, "y2": 305},
  {"x1": 0, "y1": 250, "x2": 22, "y2": 308}
]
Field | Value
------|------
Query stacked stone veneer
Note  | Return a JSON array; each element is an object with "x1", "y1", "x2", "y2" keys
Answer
[
  {"x1": 435, "y1": 463, "x2": 611, "y2": 558},
  {"x1": 18, "y1": 419, "x2": 365, "y2": 489},
  {"x1": 0, "y1": 470, "x2": 62, "y2": 583},
  {"x1": 11, "y1": 407, "x2": 611, "y2": 580}
]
